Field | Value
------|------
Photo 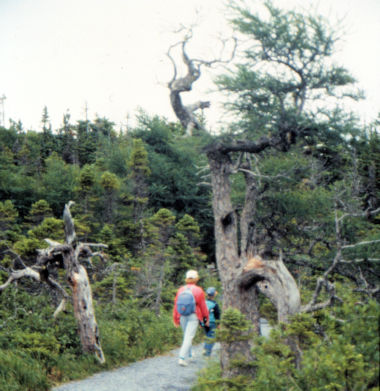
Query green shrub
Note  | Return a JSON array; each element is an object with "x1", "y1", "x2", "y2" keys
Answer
[
  {"x1": 0, "y1": 349, "x2": 50, "y2": 391},
  {"x1": 99, "y1": 301, "x2": 182, "y2": 367},
  {"x1": 10, "y1": 331, "x2": 59, "y2": 361},
  {"x1": 194, "y1": 291, "x2": 379, "y2": 391}
]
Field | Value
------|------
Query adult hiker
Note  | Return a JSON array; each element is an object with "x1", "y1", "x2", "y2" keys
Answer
[
  {"x1": 173, "y1": 269, "x2": 209, "y2": 366},
  {"x1": 203, "y1": 286, "x2": 221, "y2": 357}
]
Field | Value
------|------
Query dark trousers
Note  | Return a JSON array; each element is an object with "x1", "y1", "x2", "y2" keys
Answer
[{"x1": 203, "y1": 324, "x2": 216, "y2": 356}]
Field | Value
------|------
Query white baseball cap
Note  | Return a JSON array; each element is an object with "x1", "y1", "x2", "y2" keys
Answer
[{"x1": 186, "y1": 270, "x2": 199, "y2": 279}]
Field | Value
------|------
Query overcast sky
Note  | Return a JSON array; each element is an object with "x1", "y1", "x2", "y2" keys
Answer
[{"x1": 0, "y1": 0, "x2": 379, "y2": 132}]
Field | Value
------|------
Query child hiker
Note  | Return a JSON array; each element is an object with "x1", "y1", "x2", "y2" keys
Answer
[
  {"x1": 203, "y1": 287, "x2": 220, "y2": 357},
  {"x1": 173, "y1": 270, "x2": 209, "y2": 366}
]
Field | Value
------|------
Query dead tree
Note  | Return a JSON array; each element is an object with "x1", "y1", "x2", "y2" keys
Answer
[
  {"x1": 167, "y1": 29, "x2": 236, "y2": 135},
  {"x1": 0, "y1": 202, "x2": 108, "y2": 364}
]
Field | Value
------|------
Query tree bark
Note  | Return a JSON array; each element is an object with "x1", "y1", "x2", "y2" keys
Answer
[
  {"x1": 70, "y1": 261, "x2": 104, "y2": 362},
  {"x1": 206, "y1": 145, "x2": 304, "y2": 376},
  {"x1": 239, "y1": 255, "x2": 301, "y2": 323},
  {"x1": 208, "y1": 149, "x2": 259, "y2": 377},
  {"x1": 60, "y1": 203, "x2": 105, "y2": 363},
  {"x1": 167, "y1": 41, "x2": 210, "y2": 135},
  {"x1": 167, "y1": 32, "x2": 236, "y2": 135}
]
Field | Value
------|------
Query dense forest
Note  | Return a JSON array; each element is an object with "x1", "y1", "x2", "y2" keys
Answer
[{"x1": 0, "y1": 1, "x2": 379, "y2": 390}]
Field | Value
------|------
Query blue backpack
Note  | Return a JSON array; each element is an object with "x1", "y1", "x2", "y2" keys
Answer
[
  {"x1": 177, "y1": 286, "x2": 196, "y2": 316},
  {"x1": 206, "y1": 300, "x2": 216, "y2": 324}
]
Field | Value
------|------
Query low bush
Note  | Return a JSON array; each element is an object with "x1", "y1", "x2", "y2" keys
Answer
[
  {"x1": 0, "y1": 350, "x2": 50, "y2": 391},
  {"x1": 193, "y1": 288, "x2": 379, "y2": 391},
  {"x1": 0, "y1": 289, "x2": 182, "y2": 390}
]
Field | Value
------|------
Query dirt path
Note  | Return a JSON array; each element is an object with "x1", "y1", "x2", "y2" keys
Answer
[{"x1": 53, "y1": 343, "x2": 220, "y2": 391}]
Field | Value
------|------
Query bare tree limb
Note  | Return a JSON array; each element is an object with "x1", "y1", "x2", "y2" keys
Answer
[
  {"x1": 301, "y1": 277, "x2": 341, "y2": 313},
  {"x1": 2, "y1": 248, "x2": 28, "y2": 269},
  {"x1": 167, "y1": 29, "x2": 236, "y2": 135},
  {"x1": 239, "y1": 254, "x2": 301, "y2": 323},
  {"x1": 0, "y1": 267, "x2": 41, "y2": 291},
  {"x1": 53, "y1": 298, "x2": 67, "y2": 319},
  {"x1": 342, "y1": 239, "x2": 380, "y2": 249},
  {"x1": 63, "y1": 200, "x2": 76, "y2": 245},
  {"x1": 238, "y1": 167, "x2": 293, "y2": 181}
]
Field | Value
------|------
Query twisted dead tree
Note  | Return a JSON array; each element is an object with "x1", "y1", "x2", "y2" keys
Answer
[
  {"x1": 167, "y1": 29, "x2": 236, "y2": 135},
  {"x1": 0, "y1": 202, "x2": 107, "y2": 363},
  {"x1": 204, "y1": 140, "x2": 305, "y2": 375}
]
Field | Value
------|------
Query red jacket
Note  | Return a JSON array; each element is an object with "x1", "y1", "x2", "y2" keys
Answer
[{"x1": 173, "y1": 283, "x2": 209, "y2": 326}]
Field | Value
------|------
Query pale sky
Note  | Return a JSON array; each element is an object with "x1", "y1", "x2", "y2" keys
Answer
[{"x1": 0, "y1": 0, "x2": 379, "y2": 132}]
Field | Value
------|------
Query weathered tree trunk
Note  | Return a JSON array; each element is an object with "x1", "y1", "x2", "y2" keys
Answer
[
  {"x1": 240, "y1": 254, "x2": 301, "y2": 323},
  {"x1": 62, "y1": 203, "x2": 105, "y2": 363},
  {"x1": 59, "y1": 246, "x2": 104, "y2": 362},
  {"x1": 71, "y1": 264, "x2": 104, "y2": 361},
  {"x1": 154, "y1": 265, "x2": 165, "y2": 316},
  {"x1": 167, "y1": 42, "x2": 210, "y2": 135},
  {"x1": 167, "y1": 32, "x2": 235, "y2": 136},
  {"x1": 206, "y1": 146, "x2": 304, "y2": 376},
  {"x1": 208, "y1": 149, "x2": 259, "y2": 377}
]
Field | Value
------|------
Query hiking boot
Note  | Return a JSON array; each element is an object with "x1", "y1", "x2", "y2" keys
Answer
[{"x1": 178, "y1": 358, "x2": 188, "y2": 366}]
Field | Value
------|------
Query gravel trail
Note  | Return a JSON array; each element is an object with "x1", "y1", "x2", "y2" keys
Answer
[{"x1": 53, "y1": 343, "x2": 220, "y2": 391}]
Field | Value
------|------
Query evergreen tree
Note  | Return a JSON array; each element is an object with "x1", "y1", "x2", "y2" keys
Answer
[
  {"x1": 24, "y1": 199, "x2": 53, "y2": 229},
  {"x1": 138, "y1": 208, "x2": 176, "y2": 314},
  {"x1": 128, "y1": 138, "x2": 151, "y2": 223},
  {"x1": 77, "y1": 164, "x2": 97, "y2": 215},
  {"x1": 41, "y1": 153, "x2": 79, "y2": 216},
  {"x1": 76, "y1": 120, "x2": 97, "y2": 166},
  {"x1": 100, "y1": 171, "x2": 120, "y2": 224},
  {"x1": 0, "y1": 200, "x2": 19, "y2": 244},
  {"x1": 58, "y1": 111, "x2": 78, "y2": 164},
  {"x1": 40, "y1": 106, "x2": 55, "y2": 161}
]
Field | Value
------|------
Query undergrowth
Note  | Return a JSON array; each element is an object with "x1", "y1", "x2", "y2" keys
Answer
[
  {"x1": 0, "y1": 288, "x2": 182, "y2": 391},
  {"x1": 192, "y1": 285, "x2": 379, "y2": 391}
]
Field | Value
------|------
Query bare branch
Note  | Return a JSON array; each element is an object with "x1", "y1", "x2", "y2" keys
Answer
[
  {"x1": 0, "y1": 267, "x2": 41, "y2": 291},
  {"x1": 354, "y1": 286, "x2": 380, "y2": 296},
  {"x1": 205, "y1": 136, "x2": 273, "y2": 155},
  {"x1": 53, "y1": 298, "x2": 67, "y2": 319},
  {"x1": 238, "y1": 167, "x2": 293, "y2": 181},
  {"x1": 2, "y1": 248, "x2": 27, "y2": 269},
  {"x1": 78, "y1": 242, "x2": 108, "y2": 249},
  {"x1": 352, "y1": 267, "x2": 380, "y2": 298},
  {"x1": 44, "y1": 239, "x2": 62, "y2": 247},
  {"x1": 338, "y1": 207, "x2": 380, "y2": 223},
  {"x1": 47, "y1": 276, "x2": 69, "y2": 298},
  {"x1": 190, "y1": 36, "x2": 238, "y2": 67},
  {"x1": 198, "y1": 182, "x2": 212, "y2": 187},
  {"x1": 301, "y1": 277, "x2": 341, "y2": 313},
  {"x1": 167, "y1": 29, "x2": 236, "y2": 135},
  {"x1": 63, "y1": 200, "x2": 76, "y2": 245},
  {"x1": 342, "y1": 239, "x2": 380, "y2": 250},
  {"x1": 300, "y1": 199, "x2": 379, "y2": 312}
]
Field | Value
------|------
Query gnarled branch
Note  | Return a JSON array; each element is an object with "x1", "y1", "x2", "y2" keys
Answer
[
  {"x1": 167, "y1": 28, "x2": 236, "y2": 135},
  {"x1": 238, "y1": 254, "x2": 301, "y2": 323}
]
